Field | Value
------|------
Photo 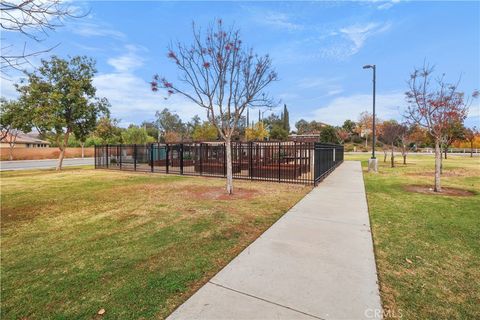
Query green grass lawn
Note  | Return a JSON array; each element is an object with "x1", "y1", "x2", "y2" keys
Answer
[
  {"x1": 0, "y1": 168, "x2": 310, "y2": 319},
  {"x1": 345, "y1": 153, "x2": 480, "y2": 319}
]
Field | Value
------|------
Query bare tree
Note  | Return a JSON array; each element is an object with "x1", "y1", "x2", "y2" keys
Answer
[
  {"x1": 405, "y1": 62, "x2": 476, "y2": 192},
  {"x1": 1, "y1": 0, "x2": 81, "y2": 77},
  {"x1": 151, "y1": 19, "x2": 277, "y2": 194}
]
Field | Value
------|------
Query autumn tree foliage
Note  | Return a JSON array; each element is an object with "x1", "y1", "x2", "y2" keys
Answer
[
  {"x1": 405, "y1": 62, "x2": 477, "y2": 192},
  {"x1": 397, "y1": 123, "x2": 411, "y2": 165},
  {"x1": 463, "y1": 126, "x2": 479, "y2": 157},
  {"x1": 151, "y1": 19, "x2": 277, "y2": 194},
  {"x1": 442, "y1": 121, "x2": 465, "y2": 159},
  {"x1": 192, "y1": 122, "x2": 218, "y2": 141},
  {"x1": 245, "y1": 122, "x2": 269, "y2": 141},
  {"x1": 356, "y1": 111, "x2": 377, "y2": 148},
  {"x1": 381, "y1": 120, "x2": 404, "y2": 168},
  {"x1": 336, "y1": 128, "x2": 349, "y2": 144}
]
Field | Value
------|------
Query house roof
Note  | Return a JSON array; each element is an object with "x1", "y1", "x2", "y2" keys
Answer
[{"x1": 2, "y1": 131, "x2": 51, "y2": 144}]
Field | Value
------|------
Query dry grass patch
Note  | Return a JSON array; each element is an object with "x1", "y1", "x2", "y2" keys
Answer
[{"x1": 1, "y1": 168, "x2": 310, "y2": 319}]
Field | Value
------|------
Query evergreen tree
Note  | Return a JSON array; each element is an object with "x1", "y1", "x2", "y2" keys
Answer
[{"x1": 283, "y1": 104, "x2": 290, "y2": 132}]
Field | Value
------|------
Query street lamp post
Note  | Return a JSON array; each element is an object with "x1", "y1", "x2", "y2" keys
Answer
[{"x1": 363, "y1": 64, "x2": 378, "y2": 172}]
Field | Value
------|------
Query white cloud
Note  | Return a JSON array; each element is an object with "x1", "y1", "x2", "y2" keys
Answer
[
  {"x1": 376, "y1": 0, "x2": 401, "y2": 10},
  {"x1": 107, "y1": 44, "x2": 146, "y2": 73},
  {"x1": 71, "y1": 22, "x2": 125, "y2": 39},
  {"x1": 93, "y1": 72, "x2": 201, "y2": 126},
  {"x1": 308, "y1": 92, "x2": 405, "y2": 126},
  {"x1": 297, "y1": 77, "x2": 344, "y2": 97},
  {"x1": 262, "y1": 12, "x2": 303, "y2": 31},
  {"x1": 339, "y1": 22, "x2": 391, "y2": 55}
]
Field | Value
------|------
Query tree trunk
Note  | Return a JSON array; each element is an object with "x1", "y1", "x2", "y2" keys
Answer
[
  {"x1": 444, "y1": 145, "x2": 448, "y2": 159},
  {"x1": 403, "y1": 154, "x2": 407, "y2": 165},
  {"x1": 81, "y1": 142, "x2": 85, "y2": 158},
  {"x1": 383, "y1": 149, "x2": 387, "y2": 162},
  {"x1": 471, "y1": 142, "x2": 474, "y2": 157},
  {"x1": 390, "y1": 144, "x2": 394, "y2": 168},
  {"x1": 440, "y1": 145, "x2": 443, "y2": 175},
  {"x1": 8, "y1": 133, "x2": 18, "y2": 161},
  {"x1": 8, "y1": 143, "x2": 14, "y2": 161},
  {"x1": 56, "y1": 131, "x2": 70, "y2": 171},
  {"x1": 225, "y1": 138, "x2": 233, "y2": 195},
  {"x1": 434, "y1": 139, "x2": 442, "y2": 192},
  {"x1": 365, "y1": 135, "x2": 368, "y2": 149}
]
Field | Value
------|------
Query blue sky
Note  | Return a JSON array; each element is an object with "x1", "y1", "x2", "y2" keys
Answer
[{"x1": 1, "y1": 0, "x2": 479, "y2": 129}]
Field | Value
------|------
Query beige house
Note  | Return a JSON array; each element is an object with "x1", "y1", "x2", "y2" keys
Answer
[{"x1": 0, "y1": 132, "x2": 50, "y2": 148}]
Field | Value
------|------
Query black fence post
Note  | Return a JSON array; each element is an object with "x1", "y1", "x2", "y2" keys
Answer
[
  {"x1": 150, "y1": 144, "x2": 154, "y2": 172},
  {"x1": 119, "y1": 144, "x2": 122, "y2": 170},
  {"x1": 278, "y1": 142, "x2": 281, "y2": 182},
  {"x1": 166, "y1": 144, "x2": 169, "y2": 173},
  {"x1": 249, "y1": 142, "x2": 253, "y2": 180},
  {"x1": 106, "y1": 144, "x2": 109, "y2": 168},
  {"x1": 180, "y1": 143, "x2": 184, "y2": 175},
  {"x1": 133, "y1": 144, "x2": 137, "y2": 171},
  {"x1": 199, "y1": 143, "x2": 203, "y2": 175},
  {"x1": 223, "y1": 143, "x2": 226, "y2": 177}
]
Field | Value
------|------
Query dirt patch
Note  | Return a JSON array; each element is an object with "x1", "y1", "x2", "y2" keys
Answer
[
  {"x1": 183, "y1": 185, "x2": 257, "y2": 200},
  {"x1": 404, "y1": 185, "x2": 475, "y2": 197}
]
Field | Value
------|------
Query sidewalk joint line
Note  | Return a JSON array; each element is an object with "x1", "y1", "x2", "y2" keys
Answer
[
  {"x1": 289, "y1": 214, "x2": 368, "y2": 227},
  {"x1": 208, "y1": 281, "x2": 326, "y2": 320}
]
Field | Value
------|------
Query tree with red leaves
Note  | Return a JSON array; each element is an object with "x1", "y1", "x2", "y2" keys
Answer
[
  {"x1": 151, "y1": 19, "x2": 277, "y2": 194},
  {"x1": 405, "y1": 62, "x2": 477, "y2": 192}
]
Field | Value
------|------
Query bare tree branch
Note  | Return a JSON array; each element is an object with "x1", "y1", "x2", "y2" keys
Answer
[{"x1": 1, "y1": 0, "x2": 87, "y2": 78}]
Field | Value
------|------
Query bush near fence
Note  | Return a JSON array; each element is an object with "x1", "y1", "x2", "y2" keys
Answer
[{"x1": 0, "y1": 147, "x2": 94, "y2": 161}]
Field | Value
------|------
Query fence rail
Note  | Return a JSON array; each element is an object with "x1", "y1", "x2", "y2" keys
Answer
[{"x1": 94, "y1": 141, "x2": 343, "y2": 185}]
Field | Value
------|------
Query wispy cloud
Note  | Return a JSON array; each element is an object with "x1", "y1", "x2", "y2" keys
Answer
[
  {"x1": 376, "y1": 0, "x2": 401, "y2": 10},
  {"x1": 71, "y1": 22, "x2": 125, "y2": 39},
  {"x1": 262, "y1": 12, "x2": 303, "y2": 31},
  {"x1": 297, "y1": 77, "x2": 344, "y2": 97},
  {"x1": 107, "y1": 44, "x2": 146, "y2": 73},
  {"x1": 94, "y1": 44, "x2": 200, "y2": 125},
  {"x1": 339, "y1": 22, "x2": 391, "y2": 55}
]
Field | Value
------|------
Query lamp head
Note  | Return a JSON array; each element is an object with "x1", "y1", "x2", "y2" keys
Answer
[{"x1": 363, "y1": 64, "x2": 373, "y2": 69}]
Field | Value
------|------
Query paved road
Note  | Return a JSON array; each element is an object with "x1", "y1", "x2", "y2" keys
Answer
[
  {"x1": 0, "y1": 158, "x2": 94, "y2": 171},
  {"x1": 168, "y1": 161, "x2": 382, "y2": 320}
]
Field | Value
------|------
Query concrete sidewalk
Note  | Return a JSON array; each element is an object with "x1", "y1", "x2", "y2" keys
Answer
[{"x1": 168, "y1": 161, "x2": 382, "y2": 320}]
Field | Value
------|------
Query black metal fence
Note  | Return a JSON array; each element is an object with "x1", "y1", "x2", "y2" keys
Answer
[{"x1": 94, "y1": 141, "x2": 343, "y2": 185}]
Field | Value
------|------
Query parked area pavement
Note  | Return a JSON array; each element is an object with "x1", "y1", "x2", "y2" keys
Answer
[
  {"x1": 168, "y1": 161, "x2": 382, "y2": 320},
  {"x1": 0, "y1": 158, "x2": 94, "y2": 171}
]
